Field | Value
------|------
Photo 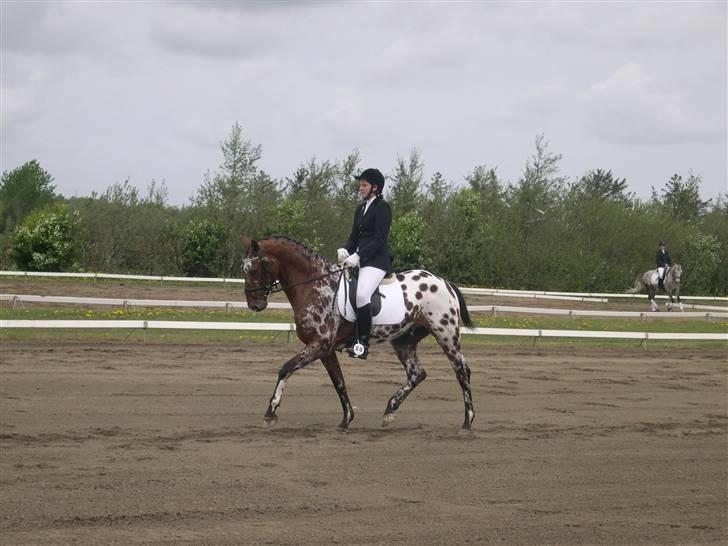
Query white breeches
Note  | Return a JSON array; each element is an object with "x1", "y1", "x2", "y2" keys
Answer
[
  {"x1": 657, "y1": 267, "x2": 666, "y2": 279},
  {"x1": 356, "y1": 266, "x2": 386, "y2": 308}
]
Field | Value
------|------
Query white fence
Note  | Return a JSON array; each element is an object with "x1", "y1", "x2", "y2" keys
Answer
[
  {"x1": 0, "y1": 270, "x2": 244, "y2": 285},
  {"x1": 3, "y1": 294, "x2": 727, "y2": 319},
  {"x1": 459, "y1": 287, "x2": 727, "y2": 302},
  {"x1": 2, "y1": 320, "x2": 726, "y2": 342},
  {"x1": 2, "y1": 270, "x2": 726, "y2": 302}
]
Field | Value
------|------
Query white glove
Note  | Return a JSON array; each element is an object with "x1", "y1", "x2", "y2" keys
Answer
[
  {"x1": 344, "y1": 253, "x2": 360, "y2": 268},
  {"x1": 336, "y1": 248, "x2": 350, "y2": 263}
]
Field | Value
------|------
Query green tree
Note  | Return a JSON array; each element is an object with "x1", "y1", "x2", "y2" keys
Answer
[
  {"x1": 574, "y1": 169, "x2": 632, "y2": 202},
  {"x1": 389, "y1": 210, "x2": 430, "y2": 271},
  {"x1": 503, "y1": 134, "x2": 566, "y2": 287},
  {"x1": 10, "y1": 205, "x2": 79, "y2": 271},
  {"x1": 700, "y1": 195, "x2": 728, "y2": 295},
  {"x1": 72, "y1": 179, "x2": 179, "y2": 274},
  {"x1": 192, "y1": 122, "x2": 280, "y2": 274},
  {"x1": 676, "y1": 229, "x2": 721, "y2": 295},
  {"x1": 180, "y1": 220, "x2": 227, "y2": 277},
  {"x1": 0, "y1": 160, "x2": 57, "y2": 233},
  {"x1": 388, "y1": 149, "x2": 424, "y2": 217},
  {"x1": 660, "y1": 172, "x2": 710, "y2": 224}
]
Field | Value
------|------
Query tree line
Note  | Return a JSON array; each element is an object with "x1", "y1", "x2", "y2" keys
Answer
[{"x1": 1, "y1": 123, "x2": 726, "y2": 295}]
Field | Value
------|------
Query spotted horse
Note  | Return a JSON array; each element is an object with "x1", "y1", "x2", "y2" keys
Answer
[{"x1": 241, "y1": 236, "x2": 475, "y2": 432}]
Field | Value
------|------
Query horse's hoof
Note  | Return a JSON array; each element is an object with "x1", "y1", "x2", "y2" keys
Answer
[
  {"x1": 337, "y1": 425, "x2": 349, "y2": 433},
  {"x1": 263, "y1": 415, "x2": 278, "y2": 427},
  {"x1": 458, "y1": 426, "x2": 473, "y2": 436},
  {"x1": 382, "y1": 413, "x2": 397, "y2": 427}
]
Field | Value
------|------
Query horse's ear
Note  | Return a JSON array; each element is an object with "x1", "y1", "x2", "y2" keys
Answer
[{"x1": 242, "y1": 236, "x2": 259, "y2": 254}]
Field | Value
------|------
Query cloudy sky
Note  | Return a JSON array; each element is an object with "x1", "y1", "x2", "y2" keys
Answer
[{"x1": 2, "y1": 1, "x2": 726, "y2": 206}]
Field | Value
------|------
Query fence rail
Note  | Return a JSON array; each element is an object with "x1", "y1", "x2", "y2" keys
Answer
[
  {"x1": 2, "y1": 270, "x2": 725, "y2": 301},
  {"x1": 1, "y1": 319, "x2": 726, "y2": 341},
  {"x1": 3, "y1": 294, "x2": 727, "y2": 319}
]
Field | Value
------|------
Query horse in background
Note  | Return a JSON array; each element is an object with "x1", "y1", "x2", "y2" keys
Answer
[
  {"x1": 241, "y1": 236, "x2": 475, "y2": 432},
  {"x1": 626, "y1": 264, "x2": 683, "y2": 312}
]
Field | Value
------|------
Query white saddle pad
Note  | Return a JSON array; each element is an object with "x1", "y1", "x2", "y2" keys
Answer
[
  {"x1": 650, "y1": 272, "x2": 659, "y2": 286},
  {"x1": 336, "y1": 274, "x2": 406, "y2": 325}
]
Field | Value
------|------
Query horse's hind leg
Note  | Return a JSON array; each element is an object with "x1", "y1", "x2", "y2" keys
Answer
[
  {"x1": 383, "y1": 327, "x2": 430, "y2": 427},
  {"x1": 648, "y1": 288, "x2": 658, "y2": 312},
  {"x1": 432, "y1": 325, "x2": 474, "y2": 431},
  {"x1": 320, "y1": 352, "x2": 355, "y2": 432}
]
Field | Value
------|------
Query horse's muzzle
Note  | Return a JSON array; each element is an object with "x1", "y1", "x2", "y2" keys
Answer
[{"x1": 248, "y1": 299, "x2": 268, "y2": 312}]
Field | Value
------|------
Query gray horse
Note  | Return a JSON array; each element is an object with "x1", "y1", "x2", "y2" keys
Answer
[{"x1": 626, "y1": 264, "x2": 683, "y2": 311}]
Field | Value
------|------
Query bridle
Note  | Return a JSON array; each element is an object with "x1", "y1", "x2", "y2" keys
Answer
[
  {"x1": 243, "y1": 255, "x2": 281, "y2": 296},
  {"x1": 243, "y1": 254, "x2": 348, "y2": 296}
]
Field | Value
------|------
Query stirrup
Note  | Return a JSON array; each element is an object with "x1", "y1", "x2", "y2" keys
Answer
[{"x1": 347, "y1": 341, "x2": 368, "y2": 359}]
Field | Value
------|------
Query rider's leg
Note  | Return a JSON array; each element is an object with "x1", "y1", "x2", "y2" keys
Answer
[
  {"x1": 350, "y1": 266, "x2": 386, "y2": 359},
  {"x1": 657, "y1": 267, "x2": 665, "y2": 290}
]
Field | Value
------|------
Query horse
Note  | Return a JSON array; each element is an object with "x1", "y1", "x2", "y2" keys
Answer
[
  {"x1": 241, "y1": 236, "x2": 475, "y2": 432},
  {"x1": 626, "y1": 264, "x2": 683, "y2": 312}
]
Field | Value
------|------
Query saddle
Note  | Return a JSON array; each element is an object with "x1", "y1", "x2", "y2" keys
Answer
[
  {"x1": 337, "y1": 271, "x2": 405, "y2": 326},
  {"x1": 345, "y1": 270, "x2": 394, "y2": 317}
]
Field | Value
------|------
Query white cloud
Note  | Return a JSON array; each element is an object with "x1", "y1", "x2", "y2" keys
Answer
[
  {"x1": 585, "y1": 62, "x2": 723, "y2": 146},
  {"x1": 1, "y1": 1, "x2": 725, "y2": 202}
]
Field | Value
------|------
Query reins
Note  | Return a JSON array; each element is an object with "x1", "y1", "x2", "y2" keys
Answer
[{"x1": 244, "y1": 257, "x2": 349, "y2": 296}]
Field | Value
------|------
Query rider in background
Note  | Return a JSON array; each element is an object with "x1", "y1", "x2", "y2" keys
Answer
[
  {"x1": 656, "y1": 240, "x2": 673, "y2": 291},
  {"x1": 336, "y1": 168, "x2": 393, "y2": 359}
]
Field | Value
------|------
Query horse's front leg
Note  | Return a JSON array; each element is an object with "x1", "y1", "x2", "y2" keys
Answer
[
  {"x1": 320, "y1": 352, "x2": 355, "y2": 432},
  {"x1": 264, "y1": 345, "x2": 323, "y2": 426}
]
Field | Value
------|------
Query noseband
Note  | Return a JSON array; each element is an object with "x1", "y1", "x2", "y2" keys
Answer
[{"x1": 243, "y1": 255, "x2": 282, "y2": 296}]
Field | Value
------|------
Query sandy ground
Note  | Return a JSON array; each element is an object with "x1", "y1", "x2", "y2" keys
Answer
[{"x1": 1, "y1": 339, "x2": 726, "y2": 545}]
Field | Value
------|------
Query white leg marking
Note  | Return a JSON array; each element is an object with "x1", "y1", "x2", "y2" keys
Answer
[{"x1": 271, "y1": 380, "x2": 286, "y2": 407}]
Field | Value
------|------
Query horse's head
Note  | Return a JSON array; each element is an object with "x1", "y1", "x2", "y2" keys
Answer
[
  {"x1": 241, "y1": 237, "x2": 280, "y2": 312},
  {"x1": 670, "y1": 263, "x2": 682, "y2": 283}
]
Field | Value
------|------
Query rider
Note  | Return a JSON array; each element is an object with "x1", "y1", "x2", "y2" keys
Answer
[
  {"x1": 656, "y1": 240, "x2": 672, "y2": 291},
  {"x1": 336, "y1": 168, "x2": 393, "y2": 359}
]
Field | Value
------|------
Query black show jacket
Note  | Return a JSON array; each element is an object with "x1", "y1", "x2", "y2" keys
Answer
[
  {"x1": 656, "y1": 250, "x2": 673, "y2": 268},
  {"x1": 343, "y1": 196, "x2": 393, "y2": 274}
]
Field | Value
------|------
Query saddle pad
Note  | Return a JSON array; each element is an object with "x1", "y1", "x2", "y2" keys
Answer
[
  {"x1": 650, "y1": 272, "x2": 659, "y2": 286},
  {"x1": 337, "y1": 274, "x2": 406, "y2": 325}
]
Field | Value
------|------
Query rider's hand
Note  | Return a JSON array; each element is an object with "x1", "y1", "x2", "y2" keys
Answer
[
  {"x1": 337, "y1": 248, "x2": 350, "y2": 263},
  {"x1": 344, "y1": 253, "x2": 360, "y2": 268}
]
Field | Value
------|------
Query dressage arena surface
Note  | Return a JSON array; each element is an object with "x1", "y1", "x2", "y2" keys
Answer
[{"x1": 1, "y1": 338, "x2": 726, "y2": 545}]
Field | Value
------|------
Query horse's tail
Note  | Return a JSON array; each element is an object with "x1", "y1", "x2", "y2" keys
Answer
[
  {"x1": 449, "y1": 282, "x2": 474, "y2": 329},
  {"x1": 625, "y1": 277, "x2": 643, "y2": 294}
]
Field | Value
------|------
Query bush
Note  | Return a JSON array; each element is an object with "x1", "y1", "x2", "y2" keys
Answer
[{"x1": 9, "y1": 206, "x2": 79, "y2": 271}]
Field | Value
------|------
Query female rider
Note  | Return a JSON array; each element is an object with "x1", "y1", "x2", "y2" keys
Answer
[{"x1": 337, "y1": 168, "x2": 393, "y2": 359}]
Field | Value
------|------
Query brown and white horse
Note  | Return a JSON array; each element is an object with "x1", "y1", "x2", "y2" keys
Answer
[{"x1": 241, "y1": 236, "x2": 475, "y2": 432}]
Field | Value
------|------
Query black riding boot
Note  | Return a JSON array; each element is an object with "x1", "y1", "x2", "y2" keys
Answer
[
  {"x1": 658, "y1": 277, "x2": 665, "y2": 292},
  {"x1": 349, "y1": 304, "x2": 372, "y2": 360}
]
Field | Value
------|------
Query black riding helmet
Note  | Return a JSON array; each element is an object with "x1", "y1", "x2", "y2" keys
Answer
[{"x1": 354, "y1": 168, "x2": 385, "y2": 194}]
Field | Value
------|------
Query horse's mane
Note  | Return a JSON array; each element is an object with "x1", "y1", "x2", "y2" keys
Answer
[{"x1": 259, "y1": 235, "x2": 333, "y2": 271}]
